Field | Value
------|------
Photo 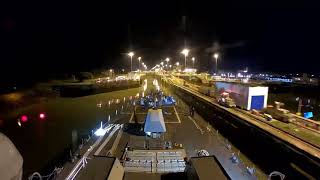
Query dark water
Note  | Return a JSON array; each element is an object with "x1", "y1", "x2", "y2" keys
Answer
[{"x1": 0, "y1": 88, "x2": 140, "y2": 178}]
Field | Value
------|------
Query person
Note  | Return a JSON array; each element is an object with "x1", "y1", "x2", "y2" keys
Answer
[{"x1": 190, "y1": 105, "x2": 195, "y2": 117}]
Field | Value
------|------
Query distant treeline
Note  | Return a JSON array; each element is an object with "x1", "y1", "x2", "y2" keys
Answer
[{"x1": 53, "y1": 80, "x2": 140, "y2": 97}]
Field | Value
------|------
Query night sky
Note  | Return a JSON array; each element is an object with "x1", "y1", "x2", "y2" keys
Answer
[{"x1": 1, "y1": 1, "x2": 320, "y2": 83}]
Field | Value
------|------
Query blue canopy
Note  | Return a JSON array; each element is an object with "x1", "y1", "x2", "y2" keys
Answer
[{"x1": 144, "y1": 109, "x2": 166, "y2": 133}]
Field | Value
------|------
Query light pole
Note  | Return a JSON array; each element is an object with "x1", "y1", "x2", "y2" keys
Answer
[
  {"x1": 181, "y1": 49, "x2": 189, "y2": 69},
  {"x1": 138, "y1": 57, "x2": 141, "y2": 71},
  {"x1": 214, "y1": 53, "x2": 219, "y2": 74},
  {"x1": 128, "y1": 52, "x2": 134, "y2": 72},
  {"x1": 165, "y1": 58, "x2": 170, "y2": 70},
  {"x1": 192, "y1": 57, "x2": 195, "y2": 68}
]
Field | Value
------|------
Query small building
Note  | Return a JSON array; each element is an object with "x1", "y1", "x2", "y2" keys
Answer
[
  {"x1": 144, "y1": 109, "x2": 166, "y2": 138},
  {"x1": 185, "y1": 156, "x2": 231, "y2": 180},
  {"x1": 216, "y1": 82, "x2": 268, "y2": 110}
]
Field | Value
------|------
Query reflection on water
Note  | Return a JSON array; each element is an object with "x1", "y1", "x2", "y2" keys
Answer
[{"x1": 0, "y1": 88, "x2": 140, "y2": 177}]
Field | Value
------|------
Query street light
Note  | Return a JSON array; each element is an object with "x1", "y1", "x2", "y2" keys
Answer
[
  {"x1": 192, "y1": 57, "x2": 195, "y2": 68},
  {"x1": 128, "y1": 52, "x2": 134, "y2": 72},
  {"x1": 160, "y1": 61, "x2": 164, "y2": 66},
  {"x1": 181, "y1": 48, "x2": 189, "y2": 68},
  {"x1": 138, "y1": 57, "x2": 141, "y2": 71},
  {"x1": 214, "y1": 53, "x2": 219, "y2": 73},
  {"x1": 176, "y1": 62, "x2": 180, "y2": 66},
  {"x1": 165, "y1": 58, "x2": 170, "y2": 70}
]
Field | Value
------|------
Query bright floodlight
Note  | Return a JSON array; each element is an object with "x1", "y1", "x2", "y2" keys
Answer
[
  {"x1": 214, "y1": 53, "x2": 219, "y2": 59},
  {"x1": 176, "y1": 62, "x2": 180, "y2": 66},
  {"x1": 94, "y1": 122, "x2": 107, "y2": 136},
  {"x1": 192, "y1": 57, "x2": 195, "y2": 61},
  {"x1": 165, "y1": 57, "x2": 170, "y2": 62},
  {"x1": 128, "y1": 52, "x2": 134, "y2": 57},
  {"x1": 181, "y1": 49, "x2": 189, "y2": 56},
  {"x1": 160, "y1": 62, "x2": 164, "y2": 66},
  {"x1": 138, "y1": 56, "x2": 141, "y2": 60}
]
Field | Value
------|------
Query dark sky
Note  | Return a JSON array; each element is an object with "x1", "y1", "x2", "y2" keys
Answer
[{"x1": 1, "y1": 0, "x2": 320, "y2": 82}]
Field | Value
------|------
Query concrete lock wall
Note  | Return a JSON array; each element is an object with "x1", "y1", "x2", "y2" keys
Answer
[{"x1": 108, "y1": 158, "x2": 124, "y2": 180}]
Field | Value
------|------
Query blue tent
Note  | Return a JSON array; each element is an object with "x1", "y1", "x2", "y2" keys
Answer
[{"x1": 144, "y1": 109, "x2": 166, "y2": 133}]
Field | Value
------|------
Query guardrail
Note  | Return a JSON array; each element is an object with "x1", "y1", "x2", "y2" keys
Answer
[
  {"x1": 65, "y1": 124, "x2": 116, "y2": 180},
  {"x1": 292, "y1": 114, "x2": 320, "y2": 133}
]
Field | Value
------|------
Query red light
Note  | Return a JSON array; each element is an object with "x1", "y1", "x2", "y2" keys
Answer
[
  {"x1": 21, "y1": 115, "x2": 28, "y2": 122},
  {"x1": 39, "y1": 113, "x2": 46, "y2": 120}
]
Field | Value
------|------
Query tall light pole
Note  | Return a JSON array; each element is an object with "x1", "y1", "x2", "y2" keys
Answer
[
  {"x1": 128, "y1": 52, "x2": 134, "y2": 72},
  {"x1": 165, "y1": 57, "x2": 170, "y2": 70},
  {"x1": 214, "y1": 53, "x2": 219, "y2": 74},
  {"x1": 165, "y1": 57, "x2": 170, "y2": 64},
  {"x1": 181, "y1": 49, "x2": 189, "y2": 69},
  {"x1": 192, "y1": 57, "x2": 195, "y2": 68},
  {"x1": 138, "y1": 57, "x2": 141, "y2": 71}
]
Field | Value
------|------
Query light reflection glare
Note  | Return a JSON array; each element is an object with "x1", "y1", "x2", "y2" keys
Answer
[
  {"x1": 17, "y1": 120, "x2": 21, "y2": 127},
  {"x1": 94, "y1": 121, "x2": 106, "y2": 136}
]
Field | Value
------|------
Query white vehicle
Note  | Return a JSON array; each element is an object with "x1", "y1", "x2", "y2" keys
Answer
[
  {"x1": 115, "y1": 76, "x2": 126, "y2": 81},
  {"x1": 218, "y1": 97, "x2": 236, "y2": 108},
  {"x1": 197, "y1": 149, "x2": 210, "y2": 157}
]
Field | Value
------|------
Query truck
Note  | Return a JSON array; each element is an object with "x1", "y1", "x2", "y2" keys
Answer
[
  {"x1": 217, "y1": 96, "x2": 236, "y2": 108},
  {"x1": 262, "y1": 102, "x2": 295, "y2": 123}
]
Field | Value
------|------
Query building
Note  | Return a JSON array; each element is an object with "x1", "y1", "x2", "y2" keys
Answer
[{"x1": 215, "y1": 82, "x2": 269, "y2": 110}]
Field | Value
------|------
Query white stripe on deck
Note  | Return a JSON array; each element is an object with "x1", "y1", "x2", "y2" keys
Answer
[
  {"x1": 107, "y1": 125, "x2": 123, "y2": 156},
  {"x1": 94, "y1": 125, "x2": 120, "y2": 156},
  {"x1": 173, "y1": 106, "x2": 181, "y2": 123},
  {"x1": 188, "y1": 116, "x2": 204, "y2": 134}
]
